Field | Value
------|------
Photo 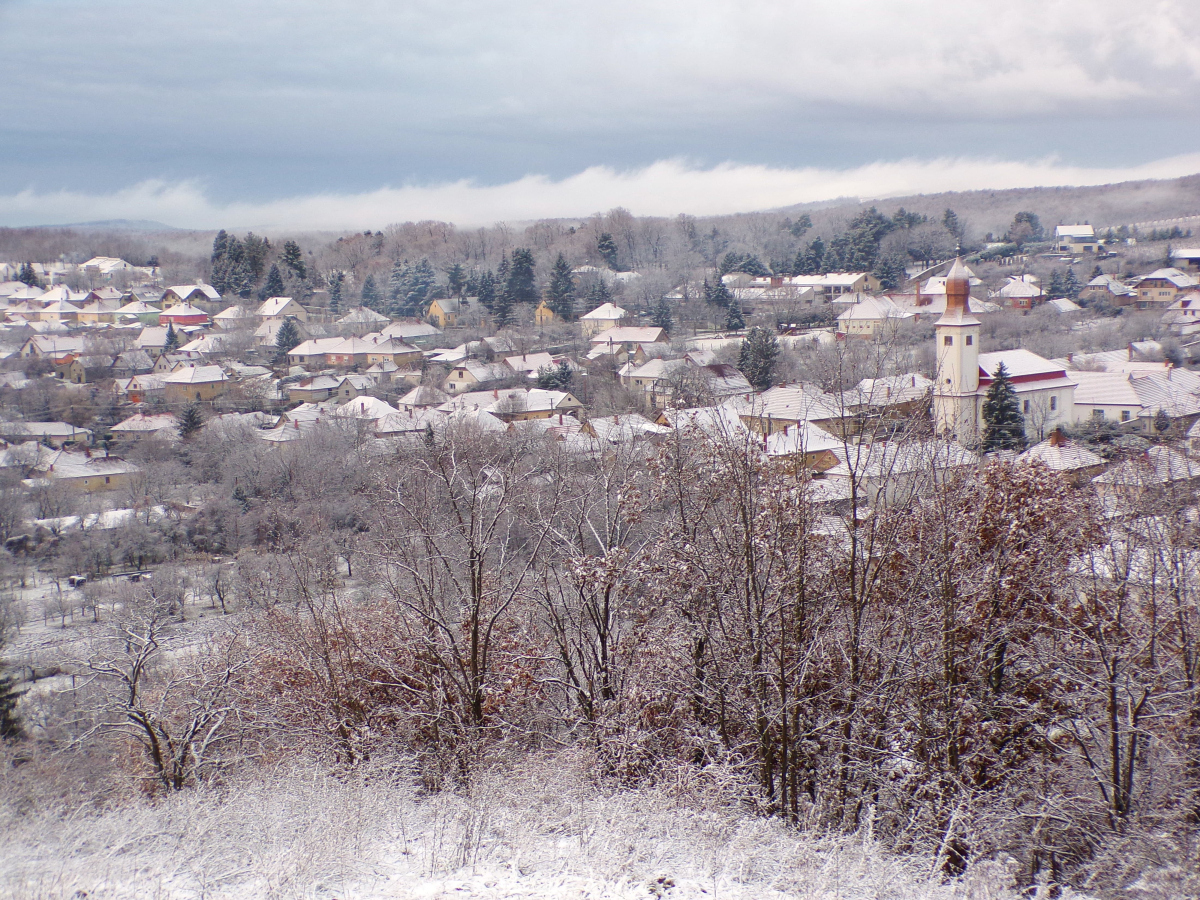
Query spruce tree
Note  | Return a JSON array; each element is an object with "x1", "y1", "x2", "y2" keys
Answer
[
  {"x1": 476, "y1": 271, "x2": 497, "y2": 312},
  {"x1": 706, "y1": 277, "x2": 733, "y2": 309},
  {"x1": 17, "y1": 262, "x2": 40, "y2": 288},
  {"x1": 738, "y1": 326, "x2": 780, "y2": 391},
  {"x1": 1092, "y1": 265, "x2": 1103, "y2": 279},
  {"x1": 545, "y1": 253, "x2": 576, "y2": 320},
  {"x1": 163, "y1": 322, "x2": 180, "y2": 353},
  {"x1": 981, "y1": 362, "x2": 1026, "y2": 452},
  {"x1": 447, "y1": 263, "x2": 466, "y2": 298},
  {"x1": 597, "y1": 232, "x2": 620, "y2": 270},
  {"x1": 387, "y1": 261, "x2": 408, "y2": 313},
  {"x1": 176, "y1": 403, "x2": 205, "y2": 440},
  {"x1": 1063, "y1": 267, "x2": 1081, "y2": 300},
  {"x1": 724, "y1": 302, "x2": 746, "y2": 331},
  {"x1": 651, "y1": 296, "x2": 673, "y2": 335},
  {"x1": 280, "y1": 240, "x2": 307, "y2": 280},
  {"x1": 259, "y1": 263, "x2": 285, "y2": 302},
  {"x1": 586, "y1": 278, "x2": 612, "y2": 308},
  {"x1": 360, "y1": 274, "x2": 382, "y2": 310},
  {"x1": 505, "y1": 248, "x2": 537, "y2": 306},
  {"x1": 274, "y1": 315, "x2": 302, "y2": 362},
  {"x1": 1154, "y1": 408, "x2": 1172, "y2": 434},
  {"x1": 1047, "y1": 270, "x2": 1065, "y2": 299},
  {"x1": 328, "y1": 272, "x2": 344, "y2": 318},
  {"x1": 0, "y1": 667, "x2": 22, "y2": 742}
]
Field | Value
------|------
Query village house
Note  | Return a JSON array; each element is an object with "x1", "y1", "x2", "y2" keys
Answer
[
  {"x1": 835, "y1": 295, "x2": 916, "y2": 338},
  {"x1": 1172, "y1": 248, "x2": 1200, "y2": 273},
  {"x1": 288, "y1": 375, "x2": 342, "y2": 403},
  {"x1": 336, "y1": 306, "x2": 391, "y2": 335},
  {"x1": 1054, "y1": 224, "x2": 1101, "y2": 254},
  {"x1": 579, "y1": 302, "x2": 627, "y2": 337},
  {"x1": 257, "y1": 296, "x2": 308, "y2": 322},
  {"x1": 444, "y1": 360, "x2": 512, "y2": 394},
  {"x1": 161, "y1": 284, "x2": 221, "y2": 308},
  {"x1": 61, "y1": 356, "x2": 114, "y2": 385},
  {"x1": 163, "y1": 364, "x2": 228, "y2": 403},
  {"x1": 110, "y1": 413, "x2": 179, "y2": 442},
  {"x1": 113, "y1": 373, "x2": 167, "y2": 404},
  {"x1": 502, "y1": 352, "x2": 557, "y2": 379},
  {"x1": 1069, "y1": 367, "x2": 1200, "y2": 432},
  {"x1": 0, "y1": 420, "x2": 92, "y2": 447},
  {"x1": 993, "y1": 275, "x2": 1045, "y2": 310},
  {"x1": 361, "y1": 336, "x2": 422, "y2": 367},
  {"x1": 587, "y1": 326, "x2": 668, "y2": 364},
  {"x1": 213, "y1": 305, "x2": 257, "y2": 330},
  {"x1": 380, "y1": 320, "x2": 442, "y2": 345},
  {"x1": 1131, "y1": 268, "x2": 1198, "y2": 309},
  {"x1": 77, "y1": 298, "x2": 121, "y2": 324},
  {"x1": 287, "y1": 337, "x2": 344, "y2": 368},
  {"x1": 439, "y1": 387, "x2": 584, "y2": 422},
  {"x1": 427, "y1": 297, "x2": 470, "y2": 328},
  {"x1": 1018, "y1": 430, "x2": 1105, "y2": 485},
  {"x1": 18, "y1": 334, "x2": 85, "y2": 362},
  {"x1": 1079, "y1": 274, "x2": 1136, "y2": 305},
  {"x1": 29, "y1": 449, "x2": 140, "y2": 493},
  {"x1": 533, "y1": 300, "x2": 562, "y2": 326},
  {"x1": 333, "y1": 374, "x2": 375, "y2": 401},
  {"x1": 114, "y1": 296, "x2": 162, "y2": 324},
  {"x1": 159, "y1": 303, "x2": 211, "y2": 327}
]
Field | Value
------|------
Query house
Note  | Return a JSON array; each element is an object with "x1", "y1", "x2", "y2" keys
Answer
[
  {"x1": 787, "y1": 273, "x2": 880, "y2": 297},
  {"x1": 427, "y1": 297, "x2": 468, "y2": 328},
  {"x1": 1092, "y1": 446, "x2": 1200, "y2": 501},
  {"x1": 110, "y1": 413, "x2": 179, "y2": 442},
  {"x1": 993, "y1": 275, "x2": 1045, "y2": 310},
  {"x1": 62, "y1": 356, "x2": 114, "y2": 384},
  {"x1": 397, "y1": 384, "x2": 450, "y2": 410},
  {"x1": 255, "y1": 317, "x2": 316, "y2": 348},
  {"x1": 444, "y1": 360, "x2": 512, "y2": 394},
  {"x1": 620, "y1": 355, "x2": 753, "y2": 409},
  {"x1": 288, "y1": 375, "x2": 342, "y2": 403},
  {"x1": 1055, "y1": 225, "x2": 1100, "y2": 254},
  {"x1": 113, "y1": 373, "x2": 167, "y2": 404},
  {"x1": 1069, "y1": 368, "x2": 1200, "y2": 432},
  {"x1": 361, "y1": 336, "x2": 422, "y2": 367},
  {"x1": 177, "y1": 333, "x2": 229, "y2": 357},
  {"x1": 836, "y1": 295, "x2": 916, "y2": 338},
  {"x1": 582, "y1": 413, "x2": 670, "y2": 446},
  {"x1": 76, "y1": 298, "x2": 121, "y2": 324},
  {"x1": 1172, "y1": 248, "x2": 1200, "y2": 273},
  {"x1": 213, "y1": 305, "x2": 258, "y2": 329},
  {"x1": 257, "y1": 296, "x2": 308, "y2": 322},
  {"x1": 18, "y1": 335, "x2": 85, "y2": 362},
  {"x1": 286, "y1": 337, "x2": 344, "y2": 368},
  {"x1": 1162, "y1": 292, "x2": 1200, "y2": 337},
  {"x1": 336, "y1": 306, "x2": 391, "y2": 334},
  {"x1": 534, "y1": 300, "x2": 562, "y2": 326},
  {"x1": 334, "y1": 374, "x2": 375, "y2": 401},
  {"x1": 439, "y1": 387, "x2": 584, "y2": 422},
  {"x1": 763, "y1": 420, "x2": 844, "y2": 472},
  {"x1": 380, "y1": 320, "x2": 442, "y2": 345},
  {"x1": 1079, "y1": 274, "x2": 1136, "y2": 305},
  {"x1": 163, "y1": 364, "x2": 227, "y2": 403},
  {"x1": 1046, "y1": 297, "x2": 1082, "y2": 313},
  {"x1": 1131, "y1": 268, "x2": 1198, "y2": 310},
  {"x1": 113, "y1": 349, "x2": 155, "y2": 376},
  {"x1": 159, "y1": 303, "x2": 210, "y2": 327},
  {"x1": 322, "y1": 336, "x2": 382, "y2": 368},
  {"x1": 503, "y1": 352, "x2": 557, "y2": 379},
  {"x1": 1018, "y1": 430, "x2": 1105, "y2": 485},
  {"x1": 334, "y1": 395, "x2": 400, "y2": 426},
  {"x1": 0, "y1": 421, "x2": 92, "y2": 447},
  {"x1": 580, "y1": 302, "x2": 627, "y2": 337},
  {"x1": 587, "y1": 326, "x2": 668, "y2": 363},
  {"x1": 736, "y1": 383, "x2": 843, "y2": 437},
  {"x1": 37, "y1": 297, "x2": 81, "y2": 323},
  {"x1": 29, "y1": 450, "x2": 140, "y2": 493},
  {"x1": 114, "y1": 297, "x2": 162, "y2": 323},
  {"x1": 161, "y1": 284, "x2": 221, "y2": 308}
]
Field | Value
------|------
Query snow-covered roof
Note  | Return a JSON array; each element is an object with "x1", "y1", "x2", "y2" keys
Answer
[
  {"x1": 581, "y1": 302, "x2": 627, "y2": 321},
  {"x1": 163, "y1": 364, "x2": 226, "y2": 384},
  {"x1": 1019, "y1": 436, "x2": 1104, "y2": 472},
  {"x1": 1055, "y1": 225, "x2": 1096, "y2": 239}
]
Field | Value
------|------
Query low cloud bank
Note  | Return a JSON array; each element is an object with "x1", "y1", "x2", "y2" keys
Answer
[{"x1": 4, "y1": 154, "x2": 1200, "y2": 232}]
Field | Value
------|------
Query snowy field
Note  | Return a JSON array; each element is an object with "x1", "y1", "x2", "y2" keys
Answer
[{"x1": 0, "y1": 753, "x2": 1052, "y2": 900}]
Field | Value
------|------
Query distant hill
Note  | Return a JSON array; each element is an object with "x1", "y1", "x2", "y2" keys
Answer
[
  {"x1": 31, "y1": 219, "x2": 181, "y2": 233},
  {"x1": 773, "y1": 174, "x2": 1200, "y2": 240}
]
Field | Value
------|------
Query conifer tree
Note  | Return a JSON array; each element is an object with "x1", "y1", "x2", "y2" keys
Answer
[
  {"x1": 163, "y1": 322, "x2": 180, "y2": 353},
  {"x1": 360, "y1": 274, "x2": 382, "y2": 310},
  {"x1": 388, "y1": 261, "x2": 407, "y2": 307},
  {"x1": 738, "y1": 326, "x2": 780, "y2": 391},
  {"x1": 1063, "y1": 267, "x2": 1081, "y2": 300},
  {"x1": 586, "y1": 278, "x2": 612, "y2": 308},
  {"x1": 545, "y1": 253, "x2": 576, "y2": 320},
  {"x1": 17, "y1": 262, "x2": 40, "y2": 288},
  {"x1": 328, "y1": 272, "x2": 344, "y2": 318},
  {"x1": 1092, "y1": 265, "x2": 1103, "y2": 279},
  {"x1": 447, "y1": 263, "x2": 466, "y2": 298},
  {"x1": 274, "y1": 315, "x2": 302, "y2": 363},
  {"x1": 981, "y1": 362, "x2": 1026, "y2": 452},
  {"x1": 651, "y1": 296, "x2": 673, "y2": 335},
  {"x1": 1047, "y1": 269, "x2": 1065, "y2": 299},
  {"x1": 476, "y1": 271, "x2": 497, "y2": 312},
  {"x1": 724, "y1": 302, "x2": 746, "y2": 331},
  {"x1": 176, "y1": 402, "x2": 205, "y2": 440},
  {"x1": 706, "y1": 277, "x2": 733, "y2": 309},
  {"x1": 597, "y1": 232, "x2": 620, "y2": 270},
  {"x1": 0, "y1": 666, "x2": 22, "y2": 742},
  {"x1": 505, "y1": 248, "x2": 538, "y2": 306},
  {"x1": 280, "y1": 240, "x2": 307, "y2": 280},
  {"x1": 259, "y1": 263, "x2": 285, "y2": 302}
]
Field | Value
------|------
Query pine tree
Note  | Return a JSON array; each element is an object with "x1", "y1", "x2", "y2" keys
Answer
[
  {"x1": 738, "y1": 326, "x2": 780, "y2": 391},
  {"x1": 586, "y1": 278, "x2": 612, "y2": 308},
  {"x1": 360, "y1": 273, "x2": 382, "y2": 310},
  {"x1": 597, "y1": 232, "x2": 620, "y2": 270},
  {"x1": 651, "y1": 296, "x2": 673, "y2": 335},
  {"x1": 724, "y1": 302, "x2": 746, "y2": 331},
  {"x1": 1063, "y1": 267, "x2": 1081, "y2": 300},
  {"x1": 211, "y1": 230, "x2": 229, "y2": 266},
  {"x1": 259, "y1": 263, "x2": 285, "y2": 302},
  {"x1": 274, "y1": 316, "x2": 302, "y2": 362},
  {"x1": 242, "y1": 233, "x2": 270, "y2": 285},
  {"x1": 873, "y1": 253, "x2": 908, "y2": 291},
  {"x1": 0, "y1": 667, "x2": 22, "y2": 742},
  {"x1": 388, "y1": 261, "x2": 408, "y2": 310},
  {"x1": 476, "y1": 271, "x2": 497, "y2": 312},
  {"x1": 505, "y1": 248, "x2": 538, "y2": 306},
  {"x1": 796, "y1": 237, "x2": 824, "y2": 275},
  {"x1": 328, "y1": 272, "x2": 344, "y2": 318},
  {"x1": 1154, "y1": 408, "x2": 1172, "y2": 434},
  {"x1": 545, "y1": 253, "x2": 576, "y2": 320},
  {"x1": 706, "y1": 277, "x2": 733, "y2": 309},
  {"x1": 491, "y1": 286, "x2": 514, "y2": 328},
  {"x1": 981, "y1": 362, "x2": 1026, "y2": 452},
  {"x1": 1047, "y1": 270, "x2": 1065, "y2": 299},
  {"x1": 17, "y1": 262, "x2": 40, "y2": 288},
  {"x1": 163, "y1": 322, "x2": 180, "y2": 353},
  {"x1": 447, "y1": 263, "x2": 466, "y2": 298},
  {"x1": 280, "y1": 240, "x2": 307, "y2": 280},
  {"x1": 176, "y1": 403, "x2": 205, "y2": 440},
  {"x1": 943, "y1": 208, "x2": 963, "y2": 243}
]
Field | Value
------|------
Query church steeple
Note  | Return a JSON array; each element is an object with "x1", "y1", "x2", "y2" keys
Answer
[{"x1": 933, "y1": 259, "x2": 981, "y2": 442}]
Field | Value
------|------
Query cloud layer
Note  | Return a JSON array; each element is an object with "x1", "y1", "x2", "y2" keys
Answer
[{"x1": 4, "y1": 154, "x2": 1199, "y2": 232}]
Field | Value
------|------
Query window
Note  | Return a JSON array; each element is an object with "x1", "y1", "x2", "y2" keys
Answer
[
  {"x1": 965, "y1": 335, "x2": 973, "y2": 345},
  {"x1": 1050, "y1": 396, "x2": 1057, "y2": 411},
  {"x1": 1023, "y1": 400, "x2": 1031, "y2": 413},
  {"x1": 1092, "y1": 409, "x2": 1105, "y2": 420},
  {"x1": 944, "y1": 335, "x2": 953, "y2": 346},
  {"x1": 105, "y1": 477, "x2": 110, "y2": 484},
  {"x1": 1122, "y1": 410, "x2": 1132, "y2": 422}
]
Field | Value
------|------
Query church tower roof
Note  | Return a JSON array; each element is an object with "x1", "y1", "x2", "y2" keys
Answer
[{"x1": 935, "y1": 258, "x2": 979, "y2": 326}]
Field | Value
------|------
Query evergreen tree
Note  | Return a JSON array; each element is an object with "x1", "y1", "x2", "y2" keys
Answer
[
  {"x1": 545, "y1": 253, "x2": 576, "y2": 320},
  {"x1": 1063, "y1": 267, "x2": 1081, "y2": 300},
  {"x1": 795, "y1": 237, "x2": 825, "y2": 275},
  {"x1": 176, "y1": 403, "x2": 205, "y2": 440},
  {"x1": 1091, "y1": 265, "x2": 1103, "y2": 279},
  {"x1": 259, "y1": 263, "x2": 285, "y2": 302},
  {"x1": 786, "y1": 213, "x2": 812, "y2": 238},
  {"x1": 280, "y1": 240, "x2": 307, "y2": 280},
  {"x1": 211, "y1": 229, "x2": 229, "y2": 266},
  {"x1": 597, "y1": 232, "x2": 620, "y2": 270},
  {"x1": 0, "y1": 667, "x2": 22, "y2": 742},
  {"x1": 505, "y1": 248, "x2": 538, "y2": 306},
  {"x1": 1047, "y1": 269, "x2": 1065, "y2": 299},
  {"x1": 328, "y1": 271, "x2": 344, "y2": 318},
  {"x1": 585, "y1": 277, "x2": 612, "y2": 308},
  {"x1": 724, "y1": 302, "x2": 746, "y2": 331},
  {"x1": 873, "y1": 253, "x2": 908, "y2": 291},
  {"x1": 360, "y1": 273, "x2": 382, "y2": 310},
  {"x1": 705, "y1": 277, "x2": 733, "y2": 309},
  {"x1": 163, "y1": 322, "x2": 180, "y2": 353},
  {"x1": 491, "y1": 285, "x2": 514, "y2": 328},
  {"x1": 981, "y1": 362, "x2": 1026, "y2": 452},
  {"x1": 476, "y1": 270, "x2": 498, "y2": 312},
  {"x1": 943, "y1": 208, "x2": 963, "y2": 243},
  {"x1": 738, "y1": 326, "x2": 780, "y2": 391},
  {"x1": 447, "y1": 263, "x2": 466, "y2": 298},
  {"x1": 274, "y1": 315, "x2": 302, "y2": 362},
  {"x1": 17, "y1": 262, "x2": 40, "y2": 288},
  {"x1": 388, "y1": 261, "x2": 407, "y2": 308},
  {"x1": 242, "y1": 232, "x2": 271, "y2": 285},
  {"x1": 1154, "y1": 408, "x2": 1172, "y2": 435},
  {"x1": 536, "y1": 360, "x2": 574, "y2": 391},
  {"x1": 651, "y1": 296, "x2": 673, "y2": 335}
]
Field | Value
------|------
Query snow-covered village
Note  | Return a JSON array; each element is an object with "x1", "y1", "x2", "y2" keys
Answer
[{"x1": 5, "y1": 2, "x2": 1200, "y2": 898}]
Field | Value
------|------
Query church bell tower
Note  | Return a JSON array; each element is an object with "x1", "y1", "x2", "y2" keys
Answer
[{"x1": 933, "y1": 259, "x2": 980, "y2": 443}]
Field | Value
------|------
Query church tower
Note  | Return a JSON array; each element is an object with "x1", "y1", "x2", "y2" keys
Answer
[{"x1": 933, "y1": 259, "x2": 981, "y2": 443}]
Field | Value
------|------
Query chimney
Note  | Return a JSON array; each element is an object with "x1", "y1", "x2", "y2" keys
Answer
[
  {"x1": 1067, "y1": 352, "x2": 1073, "y2": 363},
  {"x1": 493, "y1": 389, "x2": 499, "y2": 398},
  {"x1": 293, "y1": 419, "x2": 299, "y2": 429},
  {"x1": 1128, "y1": 342, "x2": 1134, "y2": 360},
  {"x1": 1049, "y1": 428, "x2": 1064, "y2": 447},
  {"x1": 911, "y1": 375, "x2": 916, "y2": 386}
]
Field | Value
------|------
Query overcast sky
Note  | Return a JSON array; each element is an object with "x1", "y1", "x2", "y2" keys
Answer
[{"x1": 2, "y1": 0, "x2": 1199, "y2": 229}]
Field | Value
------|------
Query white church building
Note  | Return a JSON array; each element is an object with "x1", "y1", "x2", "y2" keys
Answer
[{"x1": 934, "y1": 260, "x2": 1076, "y2": 445}]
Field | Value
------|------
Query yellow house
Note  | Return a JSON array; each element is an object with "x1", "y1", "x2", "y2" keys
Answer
[
  {"x1": 163, "y1": 364, "x2": 228, "y2": 403},
  {"x1": 364, "y1": 337, "x2": 422, "y2": 367},
  {"x1": 427, "y1": 297, "x2": 464, "y2": 328},
  {"x1": 534, "y1": 300, "x2": 561, "y2": 326},
  {"x1": 31, "y1": 450, "x2": 140, "y2": 493}
]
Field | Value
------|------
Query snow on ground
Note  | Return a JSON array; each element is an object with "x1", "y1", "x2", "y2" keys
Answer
[{"x1": 0, "y1": 753, "x2": 1036, "y2": 900}]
